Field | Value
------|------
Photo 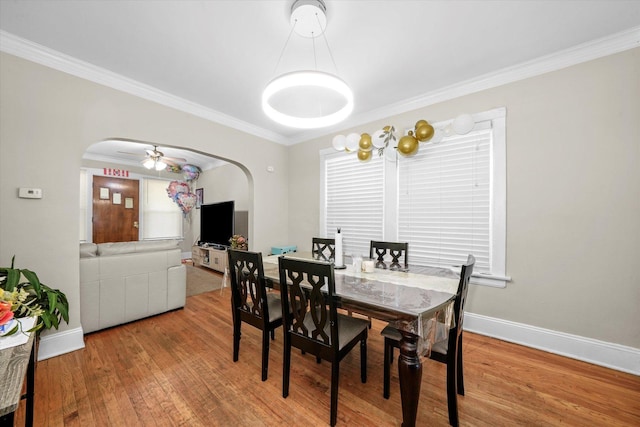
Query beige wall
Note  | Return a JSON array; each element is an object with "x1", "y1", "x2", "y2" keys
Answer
[
  {"x1": 0, "y1": 52, "x2": 289, "y2": 337},
  {"x1": 288, "y1": 48, "x2": 640, "y2": 348}
]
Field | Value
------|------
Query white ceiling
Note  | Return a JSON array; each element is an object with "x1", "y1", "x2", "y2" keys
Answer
[{"x1": 1, "y1": 0, "x2": 640, "y2": 167}]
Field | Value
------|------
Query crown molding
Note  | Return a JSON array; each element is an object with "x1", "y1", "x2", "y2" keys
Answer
[
  {"x1": 0, "y1": 30, "x2": 289, "y2": 145},
  {"x1": 2, "y1": 27, "x2": 639, "y2": 146},
  {"x1": 287, "y1": 25, "x2": 640, "y2": 144}
]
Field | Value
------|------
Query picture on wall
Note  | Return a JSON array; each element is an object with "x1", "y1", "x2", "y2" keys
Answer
[{"x1": 196, "y1": 188, "x2": 203, "y2": 209}]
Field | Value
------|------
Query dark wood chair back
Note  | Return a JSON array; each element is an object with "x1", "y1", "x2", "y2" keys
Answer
[
  {"x1": 278, "y1": 257, "x2": 338, "y2": 356},
  {"x1": 445, "y1": 254, "x2": 475, "y2": 358},
  {"x1": 311, "y1": 237, "x2": 335, "y2": 261},
  {"x1": 369, "y1": 241, "x2": 408, "y2": 270},
  {"x1": 228, "y1": 249, "x2": 283, "y2": 381}
]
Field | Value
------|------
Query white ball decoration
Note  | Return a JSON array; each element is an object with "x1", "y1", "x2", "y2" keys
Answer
[
  {"x1": 443, "y1": 124, "x2": 454, "y2": 137},
  {"x1": 345, "y1": 133, "x2": 360, "y2": 151},
  {"x1": 372, "y1": 129, "x2": 387, "y2": 149},
  {"x1": 452, "y1": 114, "x2": 475, "y2": 135},
  {"x1": 431, "y1": 127, "x2": 444, "y2": 144},
  {"x1": 332, "y1": 134, "x2": 346, "y2": 151}
]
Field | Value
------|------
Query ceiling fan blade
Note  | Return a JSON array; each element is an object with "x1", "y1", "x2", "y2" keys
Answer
[
  {"x1": 117, "y1": 151, "x2": 146, "y2": 157},
  {"x1": 164, "y1": 156, "x2": 187, "y2": 162}
]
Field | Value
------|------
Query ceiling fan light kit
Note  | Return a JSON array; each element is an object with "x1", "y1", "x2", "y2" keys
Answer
[{"x1": 262, "y1": 0, "x2": 353, "y2": 129}]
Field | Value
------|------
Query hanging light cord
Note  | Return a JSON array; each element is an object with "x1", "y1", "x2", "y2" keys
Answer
[
  {"x1": 312, "y1": 30, "x2": 318, "y2": 70},
  {"x1": 270, "y1": 18, "x2": 298, "y2": 78},
  {"x1": 317, "y1": 12, "x2": 339, "y2": 75}
]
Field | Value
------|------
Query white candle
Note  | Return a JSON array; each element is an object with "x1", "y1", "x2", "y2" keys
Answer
[{"x1": 334, "y1": 229, "x2": 344, "y2": 267}]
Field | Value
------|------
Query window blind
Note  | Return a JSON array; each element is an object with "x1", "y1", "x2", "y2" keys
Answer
[
  {"x1": 324, "y1": 152, "x2": 385, "y2": 257},
  {"x1": 398, "y1": 128, "x2": 491, "y2": 272},
  {"x1": 142, "y1": 178, "x2": 183, "y2": 240}
]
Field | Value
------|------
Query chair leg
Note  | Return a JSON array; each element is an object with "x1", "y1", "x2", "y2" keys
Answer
[
  {"x1": 282, "y1": 335, "x2": 291, "y2": 398},
  {"x1": 383, "y1": 339, "x2": 392, "y2": 399},
  {"x1": 360, "y1": 338, "x2": 367, "y2": 383},
  {"x1": 330, "y1": 362, "x2": 339, "y2": 427},
  {"x1": 446, "y1": 352, "x2": 459, "y2": 427},
  {"x1": 271, "y1": 329, "x2": 275, "y2": 340},
  {"x1": 261, "y1": 329, "x2": 270, "y2": 381},
  {"x1": 457, "y1": 335, "x2": 465, "y2": 396},
  {"x1": 232, "y1": 314, "x2": 241, "y2": 362}
]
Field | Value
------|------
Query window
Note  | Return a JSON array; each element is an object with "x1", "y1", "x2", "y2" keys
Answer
[
  {"x1": 321, "y1": 149, "x2": 385, "y2": 258},
  {"x1": 321, "y1": 108, "x2": 507, "y2": 287},
  {"x1": 142, "y1": 178, "x2": 183, "y2": 240}
]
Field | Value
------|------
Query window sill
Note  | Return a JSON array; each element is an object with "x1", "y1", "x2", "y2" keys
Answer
[{"x1": 471, "y1": 272, "x2": 510, "y2": 288}]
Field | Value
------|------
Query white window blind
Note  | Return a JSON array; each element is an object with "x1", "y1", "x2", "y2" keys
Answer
[
  {"x1": 398, "y1": 128, "x2": 491, "y2": 272},
  {"x1": 324, "y1": 152, "x2": 385, "y2": 257},
  {"x1": 142, "y1": 178, "x2": 183, "y2": 240}
]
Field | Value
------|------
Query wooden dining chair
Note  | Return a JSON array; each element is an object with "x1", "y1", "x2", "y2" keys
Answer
[
  {"x1": 382, "y1": 254, "x2": 475, "y2": 427},
  {"x1": 352, "y1": 241, "x2": 410, "y2": 328},
  {"x1": 278, "y1": 257, "x2": 368, "y2": 427},
  {"x1": 370, "y1": 241, "x2": 409, "y2": 271},
  {"x1": 228, "y1": 249, "x2": 284, "y2": 381},
  {"x1": 311, "y1": 237, "x2": 335, "y2": 261}
]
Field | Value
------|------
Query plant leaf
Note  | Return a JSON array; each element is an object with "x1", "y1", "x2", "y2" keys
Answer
[
  {"x1": 5, "y1": 269, "x2": 20, "y2": 290},
  {"x1": 21, "y1": 269, "x2": 42, "y2": 295},
  {"x1": 48, "y1": 292, "x2": 57, "y2": 313}
]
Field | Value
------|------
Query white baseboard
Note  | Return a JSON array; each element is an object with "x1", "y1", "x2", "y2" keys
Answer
[
  {"x1": 464, "y1": 312, "x2": 640, "y2": 375},
  {"x1": 37, "y1": 326, "x2": 85, "y2": 361}
]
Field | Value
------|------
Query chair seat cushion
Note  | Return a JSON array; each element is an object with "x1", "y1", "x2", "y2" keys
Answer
[
  {"x1": 300, "y1": 312, "x2": 368, "y2": 350},
  {"x1": 381, "y1": 324, "x2": 402, "y2": 341},
  {"x1": 266, "y1": 292, "x2": 283, "y2": 323},
  {"x1": 336, "y1": 314, "x2": 369, "y2": 350}
]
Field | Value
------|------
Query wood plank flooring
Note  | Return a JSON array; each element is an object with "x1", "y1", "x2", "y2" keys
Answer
[{"x1": 13, "y1": 287, "x2": 640, "y2": 426}]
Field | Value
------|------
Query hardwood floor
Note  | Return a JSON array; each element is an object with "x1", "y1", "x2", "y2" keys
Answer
[{"x1": 14, "y1": 288, "x2": 640, "y2": 426}]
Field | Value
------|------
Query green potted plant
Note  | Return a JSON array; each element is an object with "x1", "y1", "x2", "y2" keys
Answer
[{"x1": 0, "y1": 256, "x2": 69, "y2": 336}]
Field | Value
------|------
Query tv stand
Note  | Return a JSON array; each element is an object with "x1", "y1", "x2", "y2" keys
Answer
[{"x1": 192, "y1": 245, "x2": 227, "y2": 273}]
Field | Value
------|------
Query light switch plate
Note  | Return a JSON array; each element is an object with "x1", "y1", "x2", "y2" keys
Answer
[{"x1": 18, "y1": 188, "x2": 43, "y2": 199}]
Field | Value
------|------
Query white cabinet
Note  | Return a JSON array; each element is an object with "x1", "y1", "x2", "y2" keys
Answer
[{"x1": 192, "y1": 245, "x2": 227, "y2": 273}]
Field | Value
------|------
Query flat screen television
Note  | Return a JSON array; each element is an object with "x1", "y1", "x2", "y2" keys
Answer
[{"x1": 200, "y1": 201, "x2": 234, "y2": 248}]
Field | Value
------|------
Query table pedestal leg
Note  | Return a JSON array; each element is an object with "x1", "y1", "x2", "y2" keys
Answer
[{"x1": 398, "y1": 331, "x2": 422, "y2": 427}]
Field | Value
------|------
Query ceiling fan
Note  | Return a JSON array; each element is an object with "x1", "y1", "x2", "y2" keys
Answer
[{"x1": 118, "y1": 145, "x2": 187, "y2": 171}]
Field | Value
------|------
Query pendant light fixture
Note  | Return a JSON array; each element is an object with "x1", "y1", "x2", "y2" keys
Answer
[{"x1": 262, "y1": 0, "x2": 353, "y2": 129}]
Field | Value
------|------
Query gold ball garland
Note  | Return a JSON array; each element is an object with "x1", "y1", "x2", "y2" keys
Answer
[{"x1": 332, "y1": 114, "x2": 474, "y2": 162}]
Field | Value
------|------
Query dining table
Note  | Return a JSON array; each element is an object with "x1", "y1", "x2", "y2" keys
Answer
[{"x1": 261, "y1": 252, "x2": 460, "y2": 427}]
